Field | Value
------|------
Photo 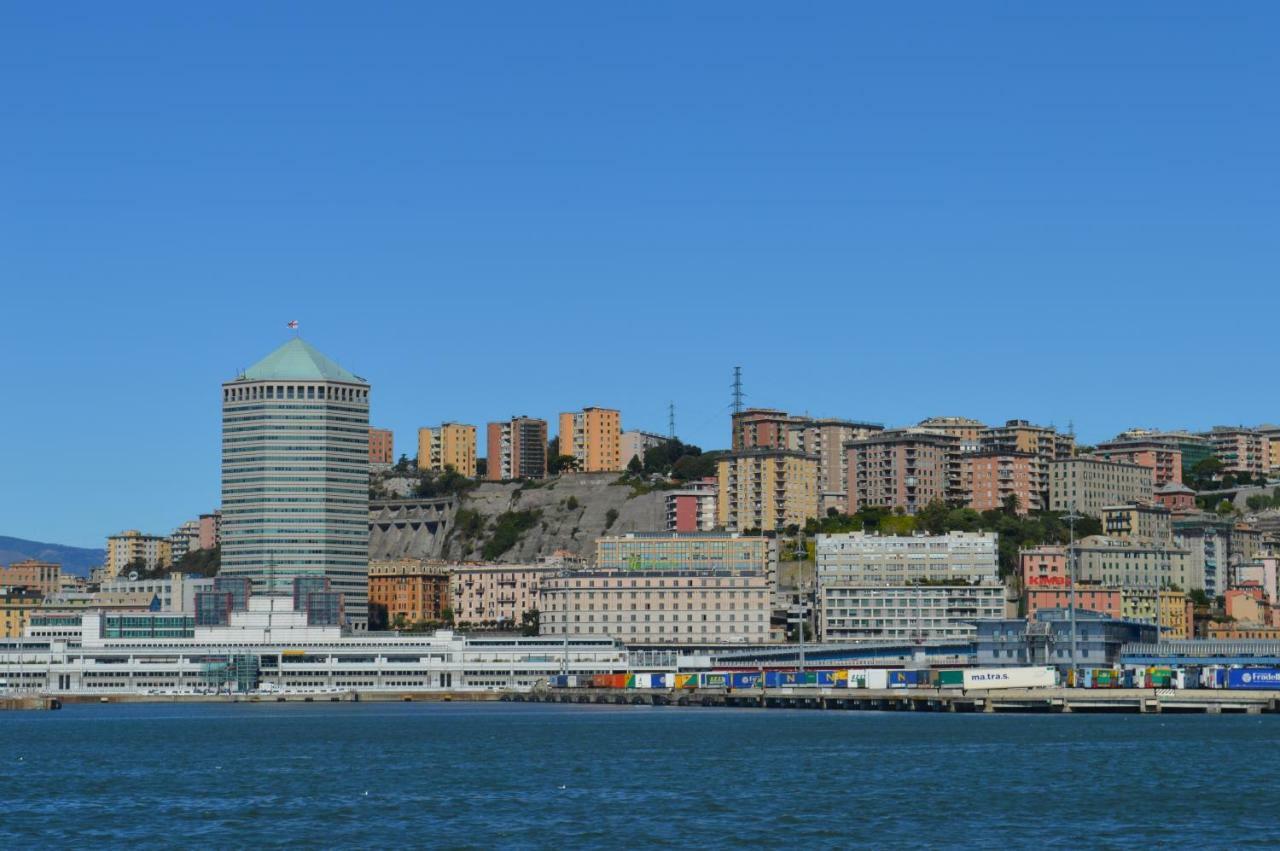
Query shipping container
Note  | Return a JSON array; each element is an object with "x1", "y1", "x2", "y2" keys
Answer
[
  {"x1": 936, "y1": 670, "x2": 964, "y2": 688},
  {"x1": 592, "y1": 674, "x2": 613, "y2": 688},
  {"x1": 888, "y1": 669, "x2": 926, "y2": 688},
  {"x1": 763, "y1": 671, "x2": 782, "y2": 689},
  {"x1": 701, "y1": 673, "x2": 729, "y2": 688},
  {"x1": 864, "y1": 669, "x2": 889, "y2": 690},
  {"x1": 962, "y1": 667, "x2": 1057, "y2": 690},
  {"x1": 815, "y1": 670, "x2": 837, "y2": 687},
  {"x1": 675, "y1": 673, "x2": 698, "y2": 689},
  {"x1": 730, "y1": 672, "x2": 762, "y2": 690},
  {"x1": 1227, "y1": 667, "x2": 1280, "y2": 689},
  {"x1": 650, "y1": 673, "x2": 671, "y2": 689},
  {"x1": 778, "y1": 671, "x2": 818, "y2": 687}
]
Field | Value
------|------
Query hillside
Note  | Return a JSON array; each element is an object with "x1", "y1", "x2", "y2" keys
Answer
[
  {"x1": 370, "y1": 473, "x2": 669, "y2": 564},
  {"x1": 0, "y1": 536, "x2": 105, "y2": 576}
]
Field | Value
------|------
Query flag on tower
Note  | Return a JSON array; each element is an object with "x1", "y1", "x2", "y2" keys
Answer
[{"x1": 287, "y1": 320, "x2": 299, "y2": 330}]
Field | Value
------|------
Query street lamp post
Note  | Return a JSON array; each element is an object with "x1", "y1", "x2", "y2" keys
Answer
[{"x1": 1065, "y1": 501, "x2": 1080, "y2": 688}]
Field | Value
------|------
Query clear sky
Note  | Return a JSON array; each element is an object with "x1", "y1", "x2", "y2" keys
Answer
[{"x1": 2, "y1": 3, "x2": 1277, "y2": 547}]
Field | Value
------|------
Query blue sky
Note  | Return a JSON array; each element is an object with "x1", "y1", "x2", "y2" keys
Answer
[{"x1": 2, "y1": 3, "x2": 1277, "y2": 546}]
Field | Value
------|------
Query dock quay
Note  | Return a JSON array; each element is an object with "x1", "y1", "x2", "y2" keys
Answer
[
  {"x1": 0, "y1": 695, "x2": 61, "y2": 711},
  {"x1": 512, "y1": 687, "x2": 1280, "y2": 714}
]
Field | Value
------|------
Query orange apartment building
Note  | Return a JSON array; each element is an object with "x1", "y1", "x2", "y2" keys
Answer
[
  {"x1": 558, "y1": 407, "x2": 621, "y2": 472},
  {"x1": 418, "y1": 423, "x2": 478, "y2": 477},
  {"x1": 486, "y1": 416, "x2": 548, "y2": 480},
  {"x1": 368, "y1": 427, "x2": 394, "y2": 465},
  {"x1": 368, "y1": 559, "x2": 451, "y2": 626},
  {"x1": 1094, "y1": 439, "x2": 1183, "y2": 486}
]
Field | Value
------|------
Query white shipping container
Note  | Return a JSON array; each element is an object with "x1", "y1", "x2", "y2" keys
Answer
[
  {"x1": 962, "y1": 666, "x2": 1057, "y2": 690},
  {"x1": 863, "y1": 669, "x2": 889, "y2": 690},
  {"x1": 633, "y1": 673, "x2": 652, "y2": 689}
]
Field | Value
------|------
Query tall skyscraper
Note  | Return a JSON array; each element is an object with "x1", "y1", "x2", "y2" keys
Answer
[{"x1": 221, "y1": 338, "x2": 371, "y2": 628}]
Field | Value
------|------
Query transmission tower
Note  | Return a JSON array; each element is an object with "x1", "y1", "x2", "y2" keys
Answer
[
  {"x1": 731, "y1": 366, "x2": 745, "y2": 415},
  {"x1": 668, "y1": 401, "x2": 676, "y2": 439}
]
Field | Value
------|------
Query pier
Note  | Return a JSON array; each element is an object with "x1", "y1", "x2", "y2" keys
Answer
[{"x1": 513, "y1": 687, "x2": 1280, "y2": 714}]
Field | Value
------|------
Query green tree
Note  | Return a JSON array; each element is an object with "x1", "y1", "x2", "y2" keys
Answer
[
  {"x1": 520, "y1": 608, "x2": 540, "y2": 636},
  {"x1": 627, "y1": 455, "x2": 644, "y2": 475},
  {"x1": 604, "y1": 508, "x2": 619, "y2": 529}
]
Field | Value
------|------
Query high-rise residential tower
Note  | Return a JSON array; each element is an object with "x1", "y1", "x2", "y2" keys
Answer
[
  {"x1": 221, "y1": 338, "x2": 370, "y2": 628},
  {"x1": 486, "y1": 416, "x2": 548, "y2": 480}
]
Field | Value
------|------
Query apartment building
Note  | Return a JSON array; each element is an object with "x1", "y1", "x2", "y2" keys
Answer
[
  {"x1": 198, "y1": 511, "x2": 222, "y2": 550},
  {"x1": 99, "y1": 573, "x2": 214, "y2": 613},
  {"x1": 558, "y1": 407, "x2": 622, "y2": 473},
  {"x1": 1173, "y1": 514, "x2": 1238, "y2": 598},
  {"x1": 1073, "y1": 535, "x2": 1194, "y2": 591},
  {"x1": 1021, "y1": 545, "x2": 1069, "y2": 588},
  {"x1": 1111, "y1": 429, "x2": 1215, "y2": 480},
  {"x1": 1102, "y1": 503, "x2": 1172, "y2": 542},
  {"x1": 918, "y1": 416, "x2": 987, "y2": 449},
  {"x1": 663, "y1": 480, "x2": 719, "y2": 533},
  {"x1": 418, "y1": 423, "x2": 478, "y2": 477},
  {"x1": 595, "y1": 531, "x2": 774, "y2": 574},
  {"x1": 539, "y1": 571, "x2": 770, "y2": 644},
  {"x1": 1094, "y1": 439, "x2": 1182, "y2": 487},
  {"x1": 816, "y1": 532, "x2": 1000, "y2": 585},
  {"x1": 1048, "y1": 457, "x2": 1154, "y2": 516},
  {"x1": 105, "y1": 530, "x2": 173, "y2": 580},
  {"x1": 368, "y1": 427, "x2": 394, "y2": 466},
  {"x1": 1121, "y1": 589, "x2": 1195, "y2": 640},
  {"x1": 731, "y1": 408, "x2": 806, "y2": 452},
  {"x1": 486, "y1": 416, "x2": 548, "y2": 481},
  {"x1": 979, "y1": 419, "x2": 1075, "y2": 508},
  {"x1": 716, "y1": 450, "x2": 818, "y2": 532},
  {"x1": 368, "y1": 559, "x2": 451, "y2": 626},
  {"x1": 619, "y1": 430, "x2": 670, "y2": 469},
  {"x1": 846, "y1": 428, "x2": 959, "y2": 515},
  {"x1": 1260, "y1": 424, "x2": 1280, "y2": 475},
  {"x1": 959, "y1": 451, "x2": 1040, "y2": 514},
  {"x1": 1025, "y1": 587, "x2": 1122, "y2": 621},
  {"x1": 449, "y1": 563, "x2": 561, "y2": 627},
  {"x1": 0, "y1": 560, "x2": 61, "y2": 597},
  {"x1": 819, "y1": 583, "x2": 1005, "y2": 643},
  {"x1": 1205, "y1": 426, "x2": 1269, "y2": 478}
]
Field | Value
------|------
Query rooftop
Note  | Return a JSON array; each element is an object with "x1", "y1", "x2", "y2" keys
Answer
[{"x1": 235, "y1": 338, "x2": 366, "y2": 384}]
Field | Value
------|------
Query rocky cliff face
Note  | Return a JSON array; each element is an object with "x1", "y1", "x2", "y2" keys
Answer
[{"x1": 370, "y1": 473, "x2": 667, "y2": 564}]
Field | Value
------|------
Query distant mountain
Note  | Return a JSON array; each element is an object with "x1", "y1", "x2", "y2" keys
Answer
[{"x1": 0, "y1": 536, "x2": 105, "y2": 576}]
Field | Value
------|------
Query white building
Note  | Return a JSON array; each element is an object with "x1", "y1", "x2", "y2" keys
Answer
[
  {"x1": 815, "y1": 532, "x2": 1000, "y2": 585},
  {"x1": 819, "y1": 583, "x2": 1006, "y2": 643},
  {"x1": 6, "y1": 595, "x2": 626, "y2": 695},
  {"x1": 99, "y1": 573, "x2": 214, "y2": 613},
  {"x1": 221, "y1": 338, "x2": 371, "y2": 628},
  {"x1": 620, "y1": 430, "x2": 670, "y2": 468}
]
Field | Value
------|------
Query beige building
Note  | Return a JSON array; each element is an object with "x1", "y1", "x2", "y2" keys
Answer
[
  {"x1": 1049, "y1": 457, "x2": 1154, "y2": 516},
  {"x1": 0, "y1": 591, "x2": 44, "y2": 638},
  {"x1": 847, "y1": 428, "x2": 959, "y2": 515},
  {"x1": 918, "y1": 416, "x2": 987, "y2": 447},
  {"x1": 1102, "y1": 503, "x2": 1172, "y2": 542},
  {"x1": 0, "y1": 560, "x2": 61, "y2": 598},
  {"x1": 558, "y1": 407, "x2": 622, "y2": 472},
  {"x1": 979, "y1": 419, "x2": 1075, "y2": 508},
  {"x1": 1073, "y1": 535, "x2": 1194, "y2": 591},
  {"x1": 105, "y1": 530, "x2": 173, "y2": 580},
  {"x1": 717, "y1": 450, "x2": 818, "y2": 532},
  {"x1": 449, "y1": 563, "x2": 561, "y2": 627},
  {"x1": 539, "y1": 571, "x2": 770, "y2": 644},
  {"x1": 418, "y1": 423, "x2": 478, "y2": 477}
]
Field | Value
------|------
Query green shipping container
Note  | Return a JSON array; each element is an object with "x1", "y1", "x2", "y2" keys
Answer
[{"x1": 937, "y1": 670, "x2": 964, "y2": 687}]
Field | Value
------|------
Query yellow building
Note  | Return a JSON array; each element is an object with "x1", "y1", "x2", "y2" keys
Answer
[
  {"x1": 558, "y1": 407, "x2": 622, "y2": 472},
  {"x1": 717, "y1": 450, "x2": 819, "y2": 532},
  {"x1": 105, "y1": 530, "x2": 172, "y2": 580},
  {"x1": 0, "y1": 592, "x2": 44, "y2": 639},
  {"x1": 418, "y1": 423, "x2": 478, "y2": 477},
  {"x1": 1121, "y1": 589, "x2": 1193, "y2": 640}
]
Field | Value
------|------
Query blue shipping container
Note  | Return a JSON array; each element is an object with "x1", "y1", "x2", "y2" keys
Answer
[
  {"x1": 763, "y1": 671, "x2": 782, "y2": 688},
  {"x1": 730, "y1": 672, "x2": 761, "y2": 689},
  {"x1": 889, "y1": 670, "x2": 923, "y2": 687},
  {"x1": 1227, "y1": 668, "x2": 1280, "y2": 689},
  {"x1": 815, "y1": 670, "x2": 836, "y2": 687}
]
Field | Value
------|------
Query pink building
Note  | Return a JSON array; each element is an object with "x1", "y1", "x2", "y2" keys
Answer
[
  {"x1": 198, "y1": 512, "x2": 221, "y2": 551},
  {"x1": 1026, "y1": 588, "x2": 1122, "y2": 620},
  {"x1": 960, "y1": 451, "x2": 1039, "y2": 514},
  {"x1": 1095, "y1": 440, "x2": 1183, "y2": 486},
  {"x1": 1021, "y1": 545, "x2": 1069, "y2": 588},
  {"x1": 1154, "y1": 482, "x2": 1196, "y2": 513},
  {"x1": 369, "y1": 427, "x2": 394, "y2": 466}
]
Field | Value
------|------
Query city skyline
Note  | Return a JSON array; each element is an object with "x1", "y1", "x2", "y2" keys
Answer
[{"x1": 4, "y1": 4, "x2": 1279, "y2": 545}]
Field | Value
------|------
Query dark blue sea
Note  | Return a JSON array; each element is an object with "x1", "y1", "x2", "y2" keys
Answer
[{"x1": 1, "y1": 702, "x2": 1275, "y2": 847}]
